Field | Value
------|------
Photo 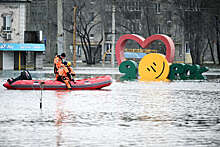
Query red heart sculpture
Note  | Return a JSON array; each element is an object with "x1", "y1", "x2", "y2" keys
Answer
[{"x1": 115, "y1": 34, "x2": 175, "y2": 65}]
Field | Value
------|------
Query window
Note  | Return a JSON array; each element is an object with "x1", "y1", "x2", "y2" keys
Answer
[
  {"x1": 135, "y1": 11, "x2": 141, "y2": 19},
  {"x1": 3, "y1": 15, "x2": 12, "y2": 31},
  {"x1": 185, "y1": 41, "x2": 190, "y2": 53},
  {"x1": 89, "y1": 12, "x2": 95, "y2": 22},
  {"x1": 130, "y1": 2, "x2": 135, "y2": 11},
  {"x1": 90, "y1": 0, "x2": 95, "y2": 5},
  {"x1": 135, "y1": 2, "x2": 140, "y2": 11},
  {"x1": 89, "y1": 12, "x2": 95, "y2": 18},
  {"x1": 134, "y1": 22, "x2": 140, "y2": 32},
  {"x1": 167, "y1": 11, "x2": 172, "y2": 22},
  {"x1": 77, "y1": 46, "x2": 81, "y2": 56},
  {"x1": 157, "y1": 24, "x2": 160, "y2": 33},
  {"x1": 90, "y1": 34, "x2": 94, "y2": 39},
  {"x1": 106, "y1": 43, "x2": 112, "y2": 52},
  {"x1": 125, "y1": 2, "x2": 128, "y2": 10},
  {"x1": 155, "y1": 2, "x2": 160, "y2": 14}
]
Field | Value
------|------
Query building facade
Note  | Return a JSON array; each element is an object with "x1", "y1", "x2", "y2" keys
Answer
[
  {"x1": 101, "y1": 0, "x2": 188, "y2": 63},
  {"x1": 26, "y1": 0, "x2": 57, "y2": 64},
  {"x1": 27, "y1": 0, "x2": 201, "y2": 65},
  {"x1": 5, "y1": 0, "x2": 218, "y2": 67},
  {"x1": 0, "y1": 0, "x2": 45, "y2": 70}
]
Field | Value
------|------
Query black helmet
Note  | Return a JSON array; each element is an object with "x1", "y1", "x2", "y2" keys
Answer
[{"x1": 61, "y1": 53, "x2": 66, "y2": 57}]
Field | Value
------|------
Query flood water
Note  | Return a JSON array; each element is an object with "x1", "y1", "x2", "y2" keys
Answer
[{"x1": 0, "y1": 70, "x2": 220, "y2": 147}]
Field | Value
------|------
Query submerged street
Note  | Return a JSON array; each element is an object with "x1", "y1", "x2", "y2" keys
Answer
[
  {"x1": 0, "y1": 69, "x2": 220, "y2": 146},
  {"x1": 1, "y1": 0, "x2": 220, "y2": 146}
]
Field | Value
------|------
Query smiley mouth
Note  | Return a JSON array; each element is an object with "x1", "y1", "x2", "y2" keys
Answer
[{"x1": 155, "y1": 62, "x2": 165, "y2": 79}]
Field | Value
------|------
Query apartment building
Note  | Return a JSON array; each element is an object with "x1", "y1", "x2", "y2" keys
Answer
[
  {"x1": 0, "y1": 0, "x2": 45, "y2": 70},
  {"x1": 27, "y1": 0, "x2": 195, "y2": 65}
]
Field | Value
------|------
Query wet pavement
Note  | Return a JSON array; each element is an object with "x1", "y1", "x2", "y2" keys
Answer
[{"x1": 0, "y1": 67, "x2": 220, "y2": 146}]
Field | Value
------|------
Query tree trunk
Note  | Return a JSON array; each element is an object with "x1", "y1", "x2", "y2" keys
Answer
[
  {"x1": 201, "y1": 40, "x2": 209, "y2": 64},
  {"x1": 208, "y1": 38, "x2": 216, "y2": 64},
  {"x1": 189, "y1": 35, "x2": 196, "y2": 64},
  {"x1": 195, "y1": 37, "x2": 201, "y2": 65},
  {"x1": 216, "y1": 16, "x2": 220, "y2": 64},
  {"x1": 80, "y1": 37, "x2": 89, "y2": 64}
]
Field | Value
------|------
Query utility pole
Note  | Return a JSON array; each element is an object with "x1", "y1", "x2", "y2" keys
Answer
[
  {"x1": 73, "y1": 6, "x2": 77, "y2": 67},
  {"x1": 111, "y1": 0, "x2": 116, "y2": 67},
  {"x1": 57, "y1": 0, "x2": 64, "y2": 55},
  {"x1": 102, "y1": 23, "x2": 105, "y2": 65},
  {"x1": 216, "y1": 16, "x2": 220, "y2": 65}
]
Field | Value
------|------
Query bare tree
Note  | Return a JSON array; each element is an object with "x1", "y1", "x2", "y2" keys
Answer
[
  {"x1": 63, "y1": 0, "x2": 103, "y2": 64},
  {"x1": 140, "y1": 0, "x2": 158, "y2": 37},
  {"x1": 205, "y1": 0, "x2": 220, "y2": 64},
  {"x1": 173, "y1": 0, "x2": 220, "y2": 64},
  {"x1": 215, "y1": 16, "x2": 220, "y2": 64},
  {"x1": 114, "y1": 0, "x2": 170, "y2": 53},
  {"x1": 114, "y1": 0, "x2": 158, "y2": 37}
]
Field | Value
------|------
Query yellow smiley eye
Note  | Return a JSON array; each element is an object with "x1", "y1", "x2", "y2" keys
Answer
[{"x1": 138, "y1": 53, "x2": 170, "y2": 81}]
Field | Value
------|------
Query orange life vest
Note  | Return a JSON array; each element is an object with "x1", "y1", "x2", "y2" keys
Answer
[
  {"x1": 67, "y1": 67, "x2": 75, "y2": 75},
  {"x1": 54, "y1": 55, "x2": 64, "y2": 74},
  {"x1": 57, "y1": 66, "x2": 72, "y2": 89},
  {"x1": 58, "y1": 66, "x2": 69, "y2": 77}
]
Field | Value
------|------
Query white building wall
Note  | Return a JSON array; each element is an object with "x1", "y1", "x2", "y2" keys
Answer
[
  {"x1": 19, "y1": 3, "x2": 26, "y2": 43},
  {"x1": 3, "y1": 52, "x2": 14, "y2": 70},
  {"x1": 36, "y1": 52, "x2": 43, "y2": 69},
  {"x1": 0, "y1": 3, "x2": 27, "y2": 70},
  {"x1": 0, "y1": 3, "x2": 26, "y2": 43}
]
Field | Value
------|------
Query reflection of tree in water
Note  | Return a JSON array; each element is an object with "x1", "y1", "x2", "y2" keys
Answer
[{"x1": 55, "y1": 90, "x2": 71, "y2": 147}]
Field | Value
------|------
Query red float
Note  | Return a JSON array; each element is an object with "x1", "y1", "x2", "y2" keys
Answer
[{"x1": 115, "y1": 34, "x2": 175, "y2": 65}]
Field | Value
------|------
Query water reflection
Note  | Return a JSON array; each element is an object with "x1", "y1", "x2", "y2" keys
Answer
[
  {"x1": 55, "y1": 90, "x2": 72, "y2": 147},
  {"x1": 55, "y1": 90, "x2": 70, "y2": 125}
]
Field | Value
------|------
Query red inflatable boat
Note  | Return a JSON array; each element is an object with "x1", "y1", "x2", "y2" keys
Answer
[{"x1": 3, "y1": 75, "x2": 112, "y2": 90}]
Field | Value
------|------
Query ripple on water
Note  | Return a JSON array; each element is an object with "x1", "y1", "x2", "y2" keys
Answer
[{"x1": 0, "y1": 74, "x2": 220, "y2": 146}]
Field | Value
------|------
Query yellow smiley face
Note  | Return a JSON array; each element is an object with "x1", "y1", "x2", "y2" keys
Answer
[{"x1": 138, "y1": 53, "x2": 170, "y2": 81}]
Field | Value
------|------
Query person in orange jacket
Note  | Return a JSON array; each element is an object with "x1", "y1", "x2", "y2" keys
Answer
[
  {"x1": 57, "y1": 61, "x2": 75, "y2": 89},
  {"x1": 54, "y1": 53, "x2": 66, "y2": 80}
]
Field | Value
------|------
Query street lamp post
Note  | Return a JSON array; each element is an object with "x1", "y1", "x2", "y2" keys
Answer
[
  {"x1": 216, "y1": 16, "x2": 220, "y2": 64},
  {"x1": 73, "y1": 6, "x2": 77, "y2": 67},
  {"x1": 111, "y1": 0, "x2": 116, "y2": 67},
  {"x1": 57, "y1": 0, "x2": 64, "y2": 54}
]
